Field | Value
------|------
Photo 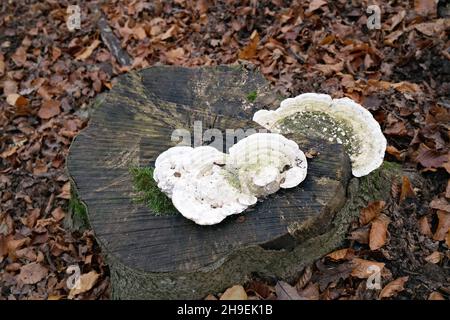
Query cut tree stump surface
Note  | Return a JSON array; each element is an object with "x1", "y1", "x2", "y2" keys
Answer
[{"x1": 67, "y1": 65, "x2": 395, "y2": 299}]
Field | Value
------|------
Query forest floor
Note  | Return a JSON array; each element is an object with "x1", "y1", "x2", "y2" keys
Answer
[{"x1": 0, "y1": 0, "x2": 449, "y2": 300}]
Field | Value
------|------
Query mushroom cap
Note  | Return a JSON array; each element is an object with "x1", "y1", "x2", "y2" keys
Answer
[
  {"x1": 172, "y1": 165, "x2": 248, "y2": 226},
  {"x1": 153, "y1": 146, "x2": 193, "y2": 197},
  {"x1": 253, "y1": 93, "x2": 386, "y2": 177},
  {"x1": 227, "y1": 133, "x2": 307, "y2": 197}
]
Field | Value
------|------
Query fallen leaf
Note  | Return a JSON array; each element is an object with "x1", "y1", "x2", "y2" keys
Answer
[
  {"x1": 351, "y1": 258, "x2": 385, "y2": 279},
  {"x1": 12, "y1": 46, "x2": 27, "y2": 66},
  {"x1": 418, "y1": 216, "x2": 432, "y2": 237},
  {"x1": 414, "y1": 0, "x2": 437, "y2": 16},
  {"x1": 3, "y1": 80, "x2": 18, "y2": 95},
  {"x1": 389, "y1": 10, "x2": 406, "y2": 31},
  {"x1": 18, "y1": 262, "x2": 48, "y2": 284},
  {"x1": 433, "y1": 210, "x2": 450, "y2": 241},
  {"x1": 68, "y1": 271, "x2": 100, "y2": 298},
  {"x1": 326, "y1": 248, "x2": 352, "y2": 261},
  {"x1": 0, "y1": 146, "x2": 18, "y2": 159},
  {"x1": 369, "y1": 214, "x2": 390, "y2": 250},
  {"x1": 400, "y1": 176, "x2": 416, "y2": 202},
  {"x1": 349, "y1": 226, "x2": 370, "y2": 244},
  {"x1": 428, "y1": 291, "x2": 445, "y2": 300},
  {"x1": 238, "y1": 30, "x2": 259, "y2": 60},
  {"x1": 204, "y1": 294, "x2": 217, "y2": 300},
  {"x1": 416, "y1": 144, "x2": 448, "y2": 169},
  {"x1": 379, "y1": 276, "x2": 408, "y2": 299},
  {"x1": 51, "y1": 207, "x2": 65, "y2": 222},
  {"x1": 306, "y1": 0, "x2": 327, "y2": 13},
  {"x1": 424, "y1": 251, "x2": 442, "y2": 264},
  {"x1": 314, "y1": 61, "x2": 344, "y2": 76},
  {"x1": 391, "y1": 81, "x2": 421, "y2": 94},
  {"x1": 75, "y1": 39, "x2": 101, "y2": 61},
  {"x1": 315, "y1": 261, "x2": 353, "y2": 290},
  {"x1": 166, "y1": 47, "x2": 185, "y2": 64},
  {"x1": 430, "y1": 198, "x2": 450, "y2": 212},
  {"x1": 275, "y1": 281, "x2": 304, "y2": 300},
  {"x1": 133, "y1": 26, "x2": 147, "y2": 40},
  {"x1": 6, "y1": 94, "x2": 28, "y2": 107},
  {"x1": 297, "y1": 282, "x2": 320, "y2": 300},
  {"x1": 360, "y1": 200, "x2": 385, "y2": 225},
  {"x1": 384, "y1": 30, "x2": 404, "y2": 46},
  {"x1": 220, "y1": 285, "x2": 248, "y2": 300},
  {"x1": 414, "y1": 19, "x2": 450, "y2": 37},
  {"x1": 38, "y1": 99, "x2": 61, "y2": 119},
  {"x1": 386, "y1": 145, "x2": 404, "y2": 161},
  {"x1": 57, "y1": 182, "x2": 71, "y2": 199}
]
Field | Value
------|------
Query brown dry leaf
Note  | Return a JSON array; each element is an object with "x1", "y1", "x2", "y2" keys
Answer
[
  {"x1": 75, "y1": 39, "x2": 101, "y2": 61},
  {"x1": 57, "y1": 182, "x2": 71, "y2": 199},
  {"x1": 160, "y1": 25, "x2": 178, "y2": 40},
  {"x1": 392, "y1": 81, "x2": 421, "y2": 94},
  {"x1": 386, "y1": 145, "x2": 404, "y2": 161},
  {"x1": 384, "y1": 30, "x2": 404, "y2": 46},
  {"x1": 51, "y1": 207, "x2": 65, "y2": 222},
  {"x1": 38, "y1": 99, "x2": 61, "y2": 119},
  {"x1": 238, "y1": 30, "x2": 259, "y2": 60},
  {"x1": 433, "y1": 210, "x2": 450, "y2": 241},
  {"x1": 369, "y1": 214, "x2": 390, "y2": 250},
  {"x1": 3, "y1": 80, "x2": 18, "y2": 95},
  {"x1": 414, "y1": 19, "x2": 450, "y2": 37},
  {"x1": 314, "y1": 61, "x2": 344, "y2": 76},
  {"x1": 428, "y1": 291, "x2": 445, "y2": 300},
  {"x1": 400, "y1": 175, "x2": 416, "y2": 202},
  {"x1": 418, "y1": 216, "x2": 432, "y2": 237},
  {"x1": 414, "y1": 0, "x2": 437, "y2": 16},
  {"x1": 297, "y1": 282, "x2": 320, "y2": 300},
  {"x1": 389, "y1": 10, "x2": 406, "y2": 31},
  {"x1": 326, "y1": 248, "x2": 351, "y2": 261},
  {"x1": 379, "y1": 276, "x2": 408, "y2": 299},
  {"x1": 349, "y1": 226, "x2": 370, "y2": 244},
  {"x1": 360, "y1": 200, "x2": 385, "y2": 225},
  {"x1": 424, "y1": 251, "x2": 442, "y2": 264},
  {"x1": 275, "y1": 281, "x2": 304, "y2": 300},
  {"x1": 220, "y1": 285, "x2": 248, "y2": 300},
  {"x1": 133, "y1": 26, "x2": 147, "y2": 40},
  {"x1": 166, "y1": 47, "x2": 185, "y2": 64},
  {"x1": 6, "y1": 94, "x2": 28, "y2": 107},
  {"x1": 12, "y1": 46, "x2": 27, "y2": 66},
  {"x1": 430, "y1": 198, "x2": 450, "y2": 212},
  {"x1": 416, "y1": 144, "x2": 448, "y2": 169},
  {"x1": 351, "y1": 258, "x2": 385, "y2": 279},
  {"x1": 18, "y1": 262, "x2": 48, "y2": 284},
  {"x1": 69, "y1": 270, "x2": 100, "y2": 298},
  {"x1": 204, "y1": 294, "x2": 217, "y2": 300},
  {"x1": 0, "y1": 146, "x2": 18, "y2": 159},
  {"x1": 306, "y1": 0, "x2": 327, "y2": 13}
]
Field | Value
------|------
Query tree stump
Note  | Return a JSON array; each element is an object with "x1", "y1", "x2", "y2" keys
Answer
[{"x1": 67, "y1": 64, "x2": 397, "y2": 299}]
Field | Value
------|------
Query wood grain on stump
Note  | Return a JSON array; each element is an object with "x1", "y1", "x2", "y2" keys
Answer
[{"x1": 67, "y1": 65, "x2": 394, "y2": 299}]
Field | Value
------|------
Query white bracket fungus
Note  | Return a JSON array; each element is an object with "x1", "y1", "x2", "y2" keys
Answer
[
  {"x1": 253, "y1": 93, "x2": 386, "y2": 177},
  {"x1": 153, "y1": 133, "x2": 308, "y2": 225}
]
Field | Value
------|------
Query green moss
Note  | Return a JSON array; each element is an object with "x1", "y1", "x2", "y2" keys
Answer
[
  {"x1": 129, "y1": 167, "x2": 178, "y2": 215},
  {"x1": 68, "y1": 184, "x2": 89, "y2": 230},
  {"x1": 246, "y1": 90, "x2": 257, "y2": 102}
]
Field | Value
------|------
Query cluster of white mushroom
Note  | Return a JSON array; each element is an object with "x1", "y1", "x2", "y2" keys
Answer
[
  {"x1": 153, "y1": 93, "x2": 386, "y2": 225},
  {"x1": 153, "y1": 133, "x2": 308, "y2": 225}
]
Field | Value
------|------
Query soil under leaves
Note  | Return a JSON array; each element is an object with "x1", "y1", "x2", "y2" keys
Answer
[{"x1": 0, "y1": 0, "x2": 449, "y2": 300}]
